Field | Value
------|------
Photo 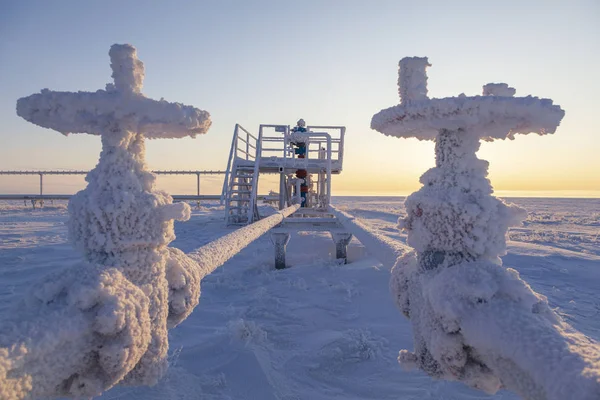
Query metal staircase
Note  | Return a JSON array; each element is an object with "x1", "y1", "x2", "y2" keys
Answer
[
  {"x1": 221, "y1": 123, "x2": 346, "y2": 226},
  {"x1": 225, "y1": 165, "x2": 260, "y2": 224},
  {"x1": 223, "y1": 125, "x2": 261, "y2": 225}
]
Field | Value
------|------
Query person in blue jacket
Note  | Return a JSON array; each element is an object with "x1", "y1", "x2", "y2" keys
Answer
[{"x1": 292, "y1": 118, "x2": 307, "y2": 133}]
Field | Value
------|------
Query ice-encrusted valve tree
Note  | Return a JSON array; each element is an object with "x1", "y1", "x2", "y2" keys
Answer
[
  {"x1": 373, "y1": 58, "x2": 600, "y2": 400},
  {"x1": 372, "y1": 59, "x2": 557, "y2": 270},
  {"x1": 1, "y1": 44, "x2": 210, "y2": 399}
]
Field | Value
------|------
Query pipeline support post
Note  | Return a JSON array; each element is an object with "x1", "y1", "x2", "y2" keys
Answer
[
  {"x1": 196, "y1": 172, "x2": 201, "y2": 209},
  {"x1": 270, "y1": 231, "x2": 291, "y2": 269},
  {"x1": 39, "y1": 172, "x2": 44, "y2": 208},
  {"x1": 331, "y1": 232, "x2": 353, "y2": 263}
]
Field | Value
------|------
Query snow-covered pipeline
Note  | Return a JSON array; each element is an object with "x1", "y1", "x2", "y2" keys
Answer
[
  {"x1": 329, "y1": 205, "x2": 409, "y2": 268},
  {"x1": 331, "y1": 205, "x2": 600, "y2": 400},
  {"x1": 0, "y1": 204, "x2": 300, "y2": 400},
  {"x1": 187, "y1": 204, "x2": 300, "y2": 274}
]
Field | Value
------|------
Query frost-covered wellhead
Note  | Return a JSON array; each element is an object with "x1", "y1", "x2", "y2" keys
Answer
[
  {"x1": 2, "y1": 44, "x2": 211, "y2": 400},
  {"x1": 372, "y1": 56, "x2": 565, "y2": 267},
  {"x1": 372, "y1": 58, "x2": 600, "y2": 400},
  {"x1": 397, "y1": 56, "x2": 431, "y2": 105}
]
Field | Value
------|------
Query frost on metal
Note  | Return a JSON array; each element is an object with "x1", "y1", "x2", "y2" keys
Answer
[
  {"x1": 397, "y1": 57, "x2": 431, "y2": 105},
  {"x1": 1, "y1": 44, "x2": 211, "y2": 400},
  {"x1": 372, "y1": 57, "x2": 564, "y2": 141},
  {"x1": 16, "y1": 44, "x2": 211, "y2": 139},
  {"x1": 375, "y1": 58, "x2": 600, "y2": 399}
]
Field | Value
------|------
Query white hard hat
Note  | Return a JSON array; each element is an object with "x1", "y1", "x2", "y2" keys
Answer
[{"x1": 297, "y1": 119, "x2": 306, "y2": 127}]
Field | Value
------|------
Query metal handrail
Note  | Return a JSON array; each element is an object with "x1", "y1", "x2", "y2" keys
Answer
[
  {"x1": 248, "y1": 126, "x2": 263, "y2": 222},
  {"x1": 221, "y1": 124, "x2": 240, "y2": 204},
  {"x1": 258, "y1": 136, "x2": 341, "y2": 161},
  {"x1": 236, "y1": 124, "x2": 257, "y2": 140}
]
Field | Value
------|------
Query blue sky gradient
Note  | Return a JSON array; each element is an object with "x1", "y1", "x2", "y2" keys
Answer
[{"x1": 1, "y1": 0, "x2": 598, "y2": 195}]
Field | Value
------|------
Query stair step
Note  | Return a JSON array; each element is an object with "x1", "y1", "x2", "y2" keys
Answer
[{"x1": 231, "y1": 189, "x2": 252, "y2": 194}]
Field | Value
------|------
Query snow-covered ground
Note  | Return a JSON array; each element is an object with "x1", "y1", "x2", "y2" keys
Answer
[{"x1": 0, "y1": 196, "x2": 598, "y2": 399}]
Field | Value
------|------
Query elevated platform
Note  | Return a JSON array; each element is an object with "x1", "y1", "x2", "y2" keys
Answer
[
  {"x1": 236, "y1": 158, "x2": 343, "y2": 174},
  {"x1": 273, "y1": 208, "x2": 346, "y2": 233},
  {"x1": 222, "y1": 124, "x2": 346, "y2": 225}
]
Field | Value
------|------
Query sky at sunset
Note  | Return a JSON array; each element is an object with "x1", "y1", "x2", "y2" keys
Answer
[{"x1": 1, "y1": 0, "x2": 598, "y2": 197}]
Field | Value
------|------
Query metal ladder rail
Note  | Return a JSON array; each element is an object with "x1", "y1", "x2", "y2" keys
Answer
[
  {"x1": 221, "y1": 124, "x2": 239, "y2": 205},
  {"x1": 224, "y1": 159, "x2": 238, "y2": 222},
  {"x1": 247, "y1": 126, "x2": 263, "y2": 223},
  {"x1": 227, "y1": 165, "x2": 256, "y2": 223},
  {"x1": 224, "y1": 124, "x2": 259, "y2": 224},
  {"x1": 225, "y1": 126, "x2": 248, "y2": 222},
  {"x1": 228, "y1": 124, "x2": 259, "y2": 224}
]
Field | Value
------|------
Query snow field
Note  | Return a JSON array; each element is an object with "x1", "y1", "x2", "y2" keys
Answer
[{"x1": 2, "y1": 198, "x2": 598, "y2": 398}]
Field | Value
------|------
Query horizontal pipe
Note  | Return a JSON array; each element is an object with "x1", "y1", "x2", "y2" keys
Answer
[
  {"x1": 151, "y1": 170, "x2": 225, "y2": 175},
  {"x1": 0, "y1": 204, "x2": 299, "y2": 399},
  {"x1": 329, "y1": 209, "x2": 600, "y2": 399},
  {"x1": 187, "y1": 204, "x2": 300, "y2": 275},
  {"x1": 0, "y1": 170, "x2": 88, "y2": 175},
  {"x1": 329, "y1": 205, "x2": 409, "y2": 268},
  {"x1": 0, "y1": 170, "x2": 226, "y2": 175},
  {"x1": 0, "y1": 194, "x2": 272, "y2": 201}
]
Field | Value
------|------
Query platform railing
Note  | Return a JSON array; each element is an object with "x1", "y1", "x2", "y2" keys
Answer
[
  {"x1": 259, "y1": 136, "x2": 342, "y2": 161},
  {"x1": 234, "y1": 124, "x2": 258, "y2": 162},
  {"x1": 307, "y1": 125, "x2": 345, "y2": 167},
  {"x1": 257, "y1": 125, "x2": 345, "y2": 167},
  {"x1": 248, "y1": 126, "x2": 265, "y2": 223},
  {"x1": 221, "y1": 124, "x2": 239, "y2": 203}
]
